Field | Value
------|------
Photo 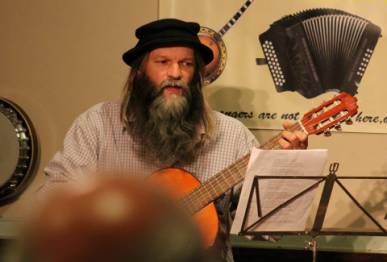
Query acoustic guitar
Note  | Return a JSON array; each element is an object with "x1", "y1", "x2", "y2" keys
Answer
[{"x1": 150, "y1": 92, "x2": 358, "y2": 247}]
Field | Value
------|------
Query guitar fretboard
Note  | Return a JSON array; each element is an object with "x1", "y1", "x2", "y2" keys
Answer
[{"x1": 181, "y1": 121, "x2": 303, "y2": 214}]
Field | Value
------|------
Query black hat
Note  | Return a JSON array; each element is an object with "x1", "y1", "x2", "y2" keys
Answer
[{"x1": 122, "y1": 18, "x2": 213, "y2": 67}]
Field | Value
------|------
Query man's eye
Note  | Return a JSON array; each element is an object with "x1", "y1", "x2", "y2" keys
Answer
[
  {"x1": 181, "y1": 61, "x2": 194, "y2": 67},
  {"x1": 156, "y1": 60, "x2": 168, "y2": 64}
]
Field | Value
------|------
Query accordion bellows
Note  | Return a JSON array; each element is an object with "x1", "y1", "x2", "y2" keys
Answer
[{"x1": 259, "y1": 8, "x2": 382, "y2": 98}]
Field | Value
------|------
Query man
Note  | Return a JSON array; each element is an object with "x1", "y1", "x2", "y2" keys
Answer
[{"x1": 43, "y1": 18, "x2": 307, "y2": 261}]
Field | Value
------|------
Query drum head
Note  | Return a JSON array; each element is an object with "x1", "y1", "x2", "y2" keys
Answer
[
  {"x1": 0, "y1": 113, "x2": 19, "y2": 187},
  {"x1": 0, "y1": 98, "x2": 38, "y2": 205},
  {"x1": 198, "y1": 27, "x2": 227, "y2": 86}
]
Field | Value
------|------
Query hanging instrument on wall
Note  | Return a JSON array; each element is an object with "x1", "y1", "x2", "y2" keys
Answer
[
  {"x1": 0, "y1": 98, "x2": 39, "y2": 205},
  {"x1": 199, "y1": 0, "x2": 255, "y2": 85},
  {"x1": 257, "y1": 8, "x2": 382, "y2": 98}
]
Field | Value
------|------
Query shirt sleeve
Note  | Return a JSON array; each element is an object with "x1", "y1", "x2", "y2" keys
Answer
[
  {"x1": 215, "y1": 117, "x2": 259, "y2": 225},
  {"x1": 236, "y1": 124, "x2": 259, "y2": 160},
  {"x1": 228, "y1": 124, "x2": 259, "y2": 219},
  {"x1": 232, "y1": 122, "x2": 259, "y2": 192},
  {"x1": 40, "y1": 105, "x2": 103, "y2": 193}
]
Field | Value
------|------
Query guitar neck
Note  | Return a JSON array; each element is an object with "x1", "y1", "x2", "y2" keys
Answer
[
  {"x1": 181, "y1": 92, "x2": 358, "y2": 214},
  {"x1": 260, "y1": 122, "x2": 303, "y2": 150},
  {"x1": 218, "y1": 0, "x2": 254, "y2": 36},
  {"x1": 182, "y1": 122, "x2": 303, "y2": 214}
]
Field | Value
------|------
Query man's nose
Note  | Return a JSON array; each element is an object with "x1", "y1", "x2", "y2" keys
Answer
[{"x1": 167, "y1": 63, "x2": 182, "y2": 79}]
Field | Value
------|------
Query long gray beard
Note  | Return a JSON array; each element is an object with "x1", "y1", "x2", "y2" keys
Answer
[{"x1": 134, "y1": 79, "x2": 203, "y2": 165}]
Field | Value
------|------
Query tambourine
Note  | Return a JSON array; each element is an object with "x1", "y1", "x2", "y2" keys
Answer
[{"x1": 198, "y1": 27, "x2": 227, "y2": 86}]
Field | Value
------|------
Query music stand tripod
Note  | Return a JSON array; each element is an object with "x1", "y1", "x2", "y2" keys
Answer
[{"x1": 237, "y1": 163, "x2": 387, "y2": 262}]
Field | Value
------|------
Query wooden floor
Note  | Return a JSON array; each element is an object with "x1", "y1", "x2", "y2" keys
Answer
[{"x1": 233, "y1": 247, "x2": 387, "y2": 262}]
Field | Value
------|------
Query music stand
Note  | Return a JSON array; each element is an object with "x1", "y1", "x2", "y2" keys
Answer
[{"x1": 236, "y1": 163, "x2": 387, "y2": 262}]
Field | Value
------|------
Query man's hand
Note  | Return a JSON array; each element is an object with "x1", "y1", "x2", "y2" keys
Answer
[{"x1": 278, "y1": 121, "x2": 308, "y2": 149}]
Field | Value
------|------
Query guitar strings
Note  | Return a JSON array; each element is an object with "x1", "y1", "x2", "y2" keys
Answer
[{"x1": 180, "y1": 122, "x2": 303, "y2": 214}]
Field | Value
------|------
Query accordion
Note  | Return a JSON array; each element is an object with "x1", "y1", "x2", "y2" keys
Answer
[{"x1": 258, "y1": 8, "x2": 382, "y2": 98}]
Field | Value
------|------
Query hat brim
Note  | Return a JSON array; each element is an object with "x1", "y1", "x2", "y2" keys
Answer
[{"x1": 122, "y1": 37, "x2": 213, "y2": 67}]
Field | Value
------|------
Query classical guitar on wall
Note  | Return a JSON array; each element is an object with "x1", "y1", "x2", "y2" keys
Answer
[
  {"x1": 150, "y1": 92, "x2": 358, "y2": 247},
  {"x1": 198, "y1": 0, "x2": 255, "y2": 85}
]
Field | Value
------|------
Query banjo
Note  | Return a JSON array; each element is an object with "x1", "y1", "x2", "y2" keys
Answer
[{"x1": 198, "y1": 0, "x2": 255, "y2": 85}]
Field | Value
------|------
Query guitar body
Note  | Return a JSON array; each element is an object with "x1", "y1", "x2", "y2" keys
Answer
[{"x1": 149, "y1": 168, "x2": 219, "y2": 248}]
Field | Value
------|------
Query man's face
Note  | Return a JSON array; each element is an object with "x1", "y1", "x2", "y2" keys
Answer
[
  {"x1": 143, "y1": 47, "x2": 196, "y2": 98},
  {"x1": 126, "y1": 46, "x2": 206, "y2": 165}
]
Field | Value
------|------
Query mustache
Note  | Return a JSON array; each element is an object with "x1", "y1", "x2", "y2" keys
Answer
[{"x1": 155, "y1": 79, "x2": 190, "y2": 96}]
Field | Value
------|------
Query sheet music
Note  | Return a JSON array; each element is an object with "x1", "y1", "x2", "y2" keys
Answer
[{"x1": 231, "y1": 149, "x2": 328, "y2": 234}]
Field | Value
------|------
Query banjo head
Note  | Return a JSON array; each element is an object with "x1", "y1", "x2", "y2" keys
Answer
[{"x1": 198, "y1": 27, "x2": 227, "y2": 86}]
